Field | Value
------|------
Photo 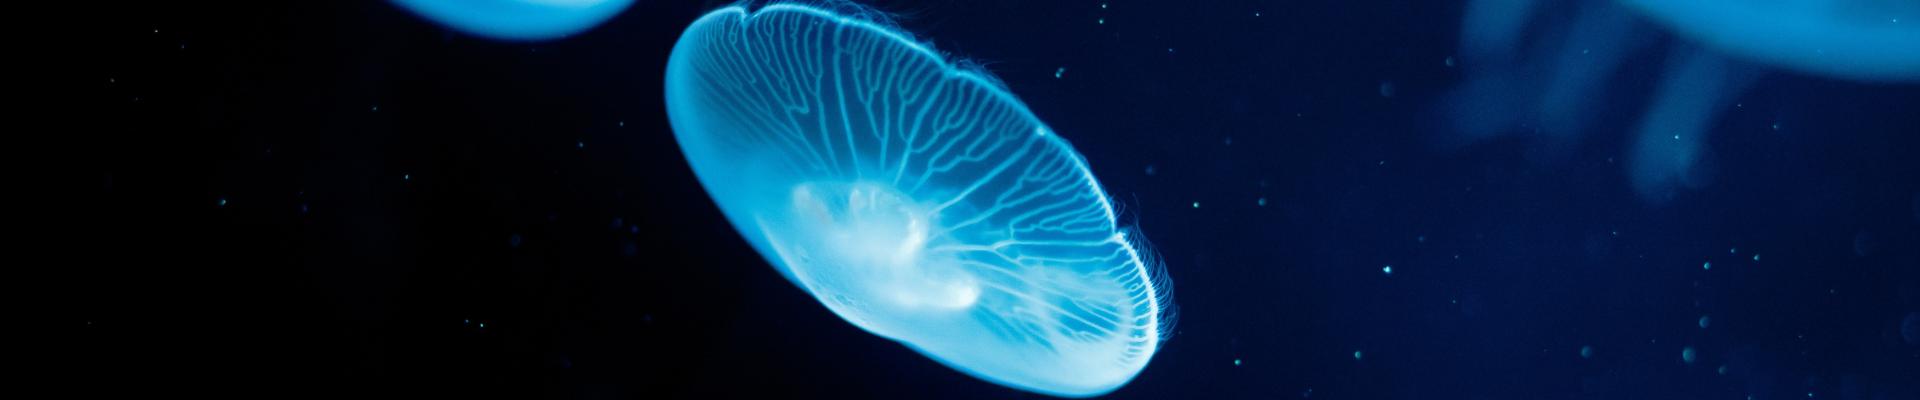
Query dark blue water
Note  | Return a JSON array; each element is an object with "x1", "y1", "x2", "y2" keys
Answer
[{"x1": 70, "y1": 1, "x2": 1918, "y2": 398}]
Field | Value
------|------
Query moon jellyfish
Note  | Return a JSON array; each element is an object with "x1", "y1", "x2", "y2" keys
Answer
[
  {"x1": 1442, "y1": 0, "x2": 1919, "y2": 203},
  {"x1": 663, "y1": 4, "x2": 1170, "y2": 397},
  {"x1": 1619, "y1": 0, "x2": 1920, "y2": 82},
  {"x1": 389, "y1": 0, "x2": 634, "y2": 41}
]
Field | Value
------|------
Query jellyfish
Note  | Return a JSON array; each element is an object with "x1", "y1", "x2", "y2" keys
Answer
[
  {"x1": 389, "y1": 0, "x2": 633, "y2": 41},
  {"x1": 663, "y1": 4, "x2": 1170, "y2": 397},
  {"x1": 1441, "y1": 0, "x2": 1919, "y2": 203}
]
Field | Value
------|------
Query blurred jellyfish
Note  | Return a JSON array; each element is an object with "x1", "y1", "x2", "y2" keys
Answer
[
  {"x1": 389, "y1": 0, "x2": 633, "y2": 41},
  {"x1": 664, "y1": 4, "x2": 1171, "y2": 397},
  {"x1": 1619, "y1": 0, "x2": 1920, "y2": 82},
  {"x1": 1441, "y1": 0, "x2": 1919, "y2": 203}
]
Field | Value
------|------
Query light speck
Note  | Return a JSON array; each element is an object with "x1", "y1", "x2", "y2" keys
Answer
[
  {"x1": 371, "y1": 105, "x2": 379, "y2": 112},
  {"x1": 1378, "y1": 81, "x2": 1396, "y2": 98},
  {"x1": 1579, "y1": 345, "x2": 1593, "y2": 359},
  {"x1": 1698, "y1": 315, "x2": 1711, "y2": 328},
  {"x1": 478, "y1": 323, "x2": 486, "y2": 328},
  {"x1": 1144, "y1": 164, "x2": 1157, "y2": 176},
  {"x1": 1097, "y1": 18, "x2": 1105, "y2": 24},
  {"x1": 577, "y1": 141, "x2": 585, "y2": 148},
  {"x1": 1352, "y1": 351, "x2": 1363, "y2": 360},
  {"x1": 217, "y1": 198, "x2": 228, "y2": 207},
  {"x1": 1232, "y1": 358, "x2": 1242, "y2": 366},
  {"x1": 1444, "y1": 56, "x2": 1455, "y2": 67},
  {"x1": 403, "y1": 174, "x2": 411, "y2": 181},
  {"x1": 1703, "y1": 261, "x2": 1711, "y2": 270},
  {"x1": 1257, "y1": 197, "x2": 1267, "y2": 207},
  {"x1": 1382, "y1": 265, "x2": 1393, "y2": 276},
  {"x1": 1717, "y1": 365, "x2": 1727, "y2": 375},
  {"x1": 1752, "y1": 254, "x2": 1760, "y2": 262},
  {"x1": 617, "y1": 121, "x2": 625, "y2": 127},
  {"x1": 1192, "y1": 201, "x2": 1201, "y2": 209},
  {"x1": 1054, "y1": 67, "x2": 1066, "y2": 79},
  {"x1": 1730, "y1": 247, "x2": 1738, "y2": 254},
  {"x1": 1681, "y1": 346, "x2": 1697, "y2": 364}
]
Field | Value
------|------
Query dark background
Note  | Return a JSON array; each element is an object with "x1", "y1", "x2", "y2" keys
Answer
[{"x1": 68, "y1": 0, "x2": 1919, "y2": 398}]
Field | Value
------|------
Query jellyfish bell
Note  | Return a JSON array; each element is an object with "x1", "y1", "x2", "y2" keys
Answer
[
  {"x1": 389, "y1": 0, "x2": 634, "y2": 41},
  {"x1": 665, "y1": 3, "x2": 1169, "y2": 397},
  {"x1": 1618, "y1": 0, "x2": 1920, "y2": 82}
]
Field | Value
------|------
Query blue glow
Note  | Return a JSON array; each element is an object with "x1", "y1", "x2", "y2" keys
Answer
[
  {"x1": 389, "y1": 0, "x2": 633, "y2": 41},
  {"x1": 1442, "y1": 0, "x2": 1919, "y2": 204},
  {"x1": 1620, "y1": 0, "x2": 1920, "y2": 82},
  {"x1": 664, "y1": 4, "x2": 1170, "y2": 397}
]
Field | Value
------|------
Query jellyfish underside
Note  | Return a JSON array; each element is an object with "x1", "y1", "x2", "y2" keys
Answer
[
  {"x1": 665, "y1": 4, "x2": 1165, "y2": 397},
  {"x1": 389, "y1": 0, "x2": 634, "y2": 41}
]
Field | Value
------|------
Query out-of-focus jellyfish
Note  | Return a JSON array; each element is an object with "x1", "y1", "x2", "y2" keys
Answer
[
  {"x1": 1441, "y1": 0, "x2": 1919, "y2": 203},
  {"x1": 663, "y1": 4, "x2": 1171, "y2": 397},
  {"x1": 389, "y1": 0, "x2": 634, "y2": 41}
]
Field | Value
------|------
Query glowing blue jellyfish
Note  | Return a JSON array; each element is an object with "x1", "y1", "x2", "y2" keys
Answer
[
  {"x1": 389, "y1": 0, "x2": 633, "y2": 41},
  {"x1": 663, "y1": 4, "x2": 1169, "y2": 397},
  {"x1": 1442, "y1": 0, "x2": 1919, "y2": 203}
]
